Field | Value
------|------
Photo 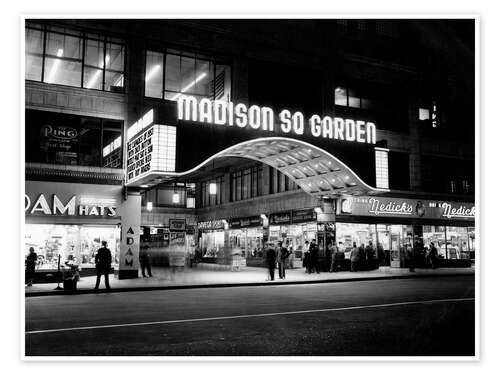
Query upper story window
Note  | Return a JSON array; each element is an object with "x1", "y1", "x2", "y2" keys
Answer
[
  {"x1": 145, "y1": 49, "x2": 231, "y2": 101},
  {"x1": 25, "y1": 23, "x2": 125, "y2": 92},
  {"x1": 25, "y1": 109, "x2": 123, "y2": 168},
  {"x1": 334, "y1": 86, "x2": 375, "y2": 110},
  {"x1": 230, "y1": 165, "x2": 263, "y2": 202}
]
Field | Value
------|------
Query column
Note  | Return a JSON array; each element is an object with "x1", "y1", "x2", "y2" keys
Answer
[{"x1": 118, "y1": 190, "x2": 142, "y2": 279}]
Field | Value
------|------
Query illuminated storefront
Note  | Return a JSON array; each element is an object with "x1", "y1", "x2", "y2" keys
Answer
[
  {"x1": 24, "y1": 181, "x2": 131, "y2": 280},
  {"x1": 336, "y1": 196, "x2": 475, "y2": 267}
]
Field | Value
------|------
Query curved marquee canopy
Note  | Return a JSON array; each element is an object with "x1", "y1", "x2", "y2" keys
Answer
[{"x1": 129, "y1": 137, "x2": 389, "y2": 198}]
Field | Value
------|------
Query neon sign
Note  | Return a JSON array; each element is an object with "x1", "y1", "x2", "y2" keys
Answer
[
  {"x1": 177, "y1": 96, "x2": 377, "y2": 144},
  {"x1": 441, "y1": 203, "x2": 475, "y2": 219},
  {"x1": 25, "y1": 194, "x2": 117, "y2": 217},
  {"x1": 368, "y1": 197, "x2": 413, "y2": 216}
]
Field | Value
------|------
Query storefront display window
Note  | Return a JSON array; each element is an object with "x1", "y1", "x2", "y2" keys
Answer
[
  {"x1": 335, "y1": 223, "x2": 375, "y2": 258},
  {"x1": 25, "y1": 224, "x2": 119, "y2": 270},
  {"x1": 468, "y1": 227, "x2": 475, "y2": 259},
  {"x1": 446, "y1": 226, "x2": 470, "y2": 259},
  {"x1": 423, "y1": 225, "x2": 446, "y2": 258},
  {"x1": 200, "y1": 230, "x2": 225, "y2": 258},
  {"x1": 268, "y1": 222, "x2": 317, "y2": 259},
  {"x1": 229, "y1": 228, "x2": 263, "y2": 258}
]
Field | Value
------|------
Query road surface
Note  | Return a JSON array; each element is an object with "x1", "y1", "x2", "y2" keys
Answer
[{"x1": 25, "y1": 275, "x2": 475, "y2": 356}]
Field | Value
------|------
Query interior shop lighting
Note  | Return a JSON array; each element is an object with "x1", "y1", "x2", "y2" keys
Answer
[
  {"x1": 314, "y1": 207, "x2": 323, "y2": 214},
  {"x1": 145, "y1": 64, "x2": 161, "y2": 82},
  {"x1": 172, "y1": 192, "x2": 180, "y2": 204},
  {"x1": 46, "y1": 48, "x2": 64, "y2": 83},
  {"x1": 209, "y1": 183, "x2": 217, "y2": 195},
  {"x1": 146, "y1": 202, "x2": 153, "y2": 211},
  {"x1": 86, "y1": 55, "x2": 110, "y2": 89},
  {"x1": 171, "y1": 72, "x2": 208, "y2": 101}
]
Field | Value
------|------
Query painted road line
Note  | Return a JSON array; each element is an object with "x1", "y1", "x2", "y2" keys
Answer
[{"x1": 26, "y1": 297, "x2": 474, "y2": 335}]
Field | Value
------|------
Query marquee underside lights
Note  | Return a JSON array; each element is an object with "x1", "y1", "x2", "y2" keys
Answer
[{"x1": 177, "y1": 96, "x2": 377, "y2": 144}]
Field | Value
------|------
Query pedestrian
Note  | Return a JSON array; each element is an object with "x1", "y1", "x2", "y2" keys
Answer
[
  {"x1": 265, "y1": 243, "x2": 277, "y2": 281},
  {"x1": 407, "y1": 245, "x2": 416, "y2": 272},
  {"x1": 358, "y1": 243, "x2": 366, "y2": 271},
  {"x1": 94, "y1": 240, "x2": 112, "y2": 290},
  {"x1": 350, "y1": 242, "x2": 360, "y2": 272},
  {"x1": 139, "y1": 245, "x2": 153, "y2": 277},
  {"x1": 329, "y1": 241, "x2": 339, "y2": 272},
  {"x1": 277, "y1": 241, "x2": 290, "y2": 279},
  {"x1": 25, "y1": 247, "x2": 37, "y2": 287},
  {"x1": 309, "y1": 239, "x2": 320, "y2": 274},
  {"x1": 366, "y1": 241, "x2": 375, "y2": 269},
  {"x1": 303, "y1": 240, "x2": 311, "y2": 273},
  {"x1": 376, "y1": 242, "x2": 385, "y2": 266},
  {"x1": 428, "y1": 242, "x2": 438, "y2": 269}
]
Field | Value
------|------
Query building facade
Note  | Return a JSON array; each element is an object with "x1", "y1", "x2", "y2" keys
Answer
[{"x1": 24, "y1": 19, "x2": 475, "y2": 280}]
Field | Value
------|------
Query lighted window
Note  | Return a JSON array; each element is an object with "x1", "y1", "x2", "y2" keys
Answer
[
  {"x1": 334, "y1": 87, "x2": 348, "y2": 106},
  {"x1": 145, "y1": 49, "x2": 231, "y2": 102},
  {"x1": 375, "y1": 148, "x2": 389, "y2": 189},
  {"x1": 25, "y1": 109, "x2": 123, "y2": 168},
  {"x1": 334, "y1": 86, "x2": 374, "y2": 109},
  {"x1": 186, "y1": 197, "x2": 195, "y2": 208},
  {"x1": 419, "y1": 108, "x2": 430, "y2": 120},
  {"x1": 25, "y1": 24, "x2": 125, "y2": 92},
  {"x1": 145, "y1": 51, "x2": 164, "y2": 98}
]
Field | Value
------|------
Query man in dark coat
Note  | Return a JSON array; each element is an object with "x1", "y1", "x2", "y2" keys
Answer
[
  {"x1": 309, "y1": 239, "x2": 320, "y2": 274},
  {"x1": 26, "y1": 247, "x2": 37, "y2": 287},
  {"x1": 265, "y1": 243, "x2": 277, "y2": 281},
  {"x1": 139, "y1": 245, "x2": 153, "y2": 277},
  {"x1": 94, "y1": 240, "x2": 112, "y2": 290},
  {"x1": 277, "y1": 241, "x2": 290, "y2": 279}
]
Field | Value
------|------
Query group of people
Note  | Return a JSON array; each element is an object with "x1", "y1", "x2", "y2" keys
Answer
[
  {"x1": 265, "y1": 241, "x2": 291, "y2": 280},
  {"x1": 303, "y1": 239, "x2": 321, "y2": 274},
  {"x1": 348, "y1": 241, "x2": 377, "y2": 272}
]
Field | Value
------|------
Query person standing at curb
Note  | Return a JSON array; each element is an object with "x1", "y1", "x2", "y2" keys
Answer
[
  {"x1": 428, "y1": 242, "x2": 438, "y2": 269},
  {"x1": 329, "y1": 241, "x2": 339, "y2": 272},
  {"x1": 139, "y1": 245, "x2": 153, "y2": 278},
  {"x1": 309, "y1": 239, "x2": 320, "y2": 274},
  {"x1": 277, "y1": 241, "x2": 290, "y2": 279},
  {"x1": 26, "y1": 247, "x2": 37, "y2": 287},
  {"x1": 94, "y1": 241, "x2": 112, "y2": 290},
  {"x1": 266, "y1": 242, "x2": 277, "y2": 281}
]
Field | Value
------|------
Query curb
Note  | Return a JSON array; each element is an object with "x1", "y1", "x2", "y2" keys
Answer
[{"x1": 25, "y1": 272, "x2": 474, "y2": 297}]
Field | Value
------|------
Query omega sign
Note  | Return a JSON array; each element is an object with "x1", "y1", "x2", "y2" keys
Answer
[
  {"x1": 25, "y1": 194, "x2": 117, "y2": 217},
  {"x1": 178, "y1": 96, "x2": 377, "y2": 144}
]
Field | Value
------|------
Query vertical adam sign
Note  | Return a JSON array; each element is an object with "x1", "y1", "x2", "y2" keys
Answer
[{"x1": 119, "y1": 192, "x2": 141, "y2": 279}]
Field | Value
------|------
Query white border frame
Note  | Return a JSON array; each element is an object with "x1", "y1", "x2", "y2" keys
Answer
[{"x1": 20, "y1": 14, "x2": 480, "y2": 362}]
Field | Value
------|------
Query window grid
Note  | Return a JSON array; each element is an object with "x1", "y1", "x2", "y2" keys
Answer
[
  {"x1": 375, "y1": 149, "x2": 389, "y2": 189},
  {"x1": 25, "y1": 24, "x2": 125, "y2": 92},
  {"x1": 145, "y1": 49, "x2": 231, "y2": 102}
]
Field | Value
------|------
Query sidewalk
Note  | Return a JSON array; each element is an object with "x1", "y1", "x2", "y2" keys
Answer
[{"x1": 25, "y1": 265, "x2": 474, "y2": 297}]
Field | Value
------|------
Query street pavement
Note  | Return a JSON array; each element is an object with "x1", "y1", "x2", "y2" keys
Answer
[{"x1": 25, "y1": 275, "x2": 475, "y2": 357}]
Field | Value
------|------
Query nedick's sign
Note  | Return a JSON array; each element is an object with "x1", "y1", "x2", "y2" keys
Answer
[{"x1": 341, "y1": 197, "x2": 475, "y2": 221}]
